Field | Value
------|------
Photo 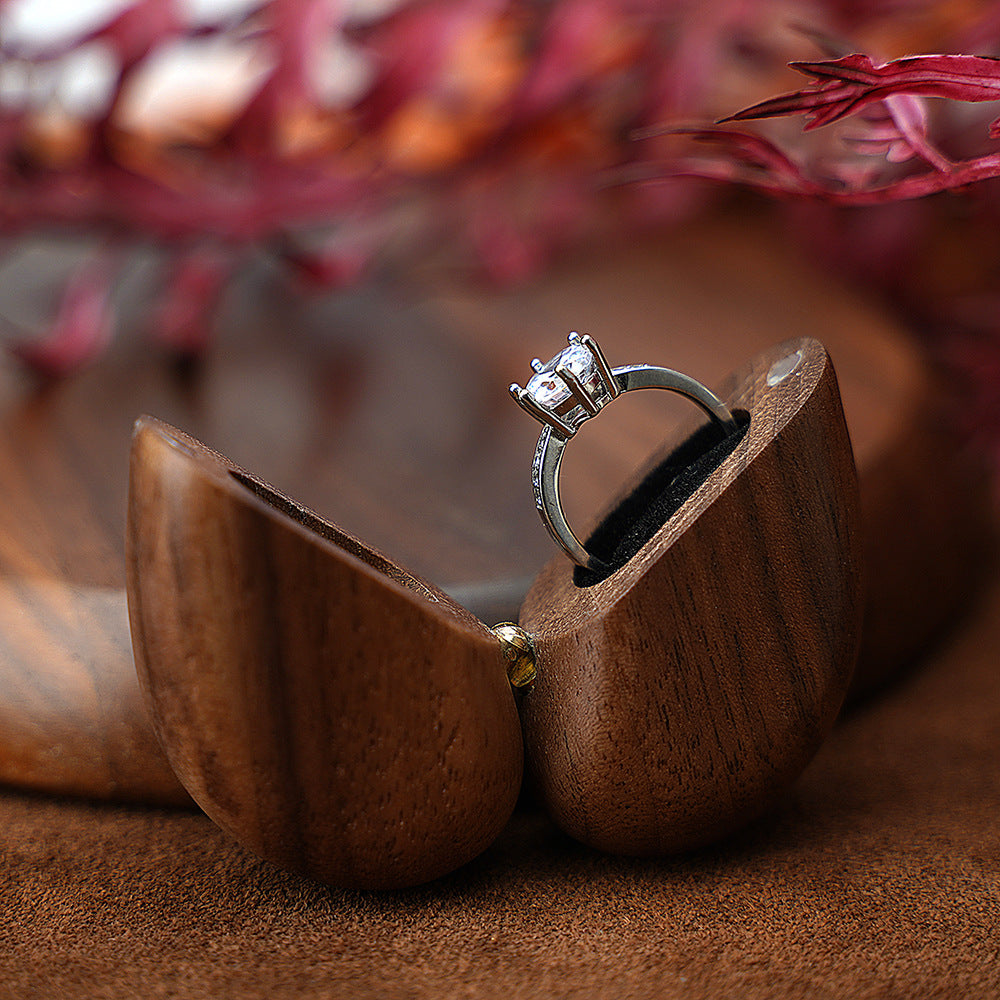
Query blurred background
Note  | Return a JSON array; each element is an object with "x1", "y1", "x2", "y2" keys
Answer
[
  {"x1": 2, "y1": 0, "x2": 1000, "y2": 819},
  {"x1": 2, "y1": 0, "x2": 1000, "y2": 464}
]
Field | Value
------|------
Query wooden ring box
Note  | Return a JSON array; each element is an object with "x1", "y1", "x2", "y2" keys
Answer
[{"x1": 127, "y1": 337, "x2": 862, "y2": 889}]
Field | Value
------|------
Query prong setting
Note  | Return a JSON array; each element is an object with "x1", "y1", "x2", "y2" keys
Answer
[
  {"x1": 513, "y1": 334, "x2": 737, "y2": 572},
  {"x1": 555, "y1": 363, "x2": 600, "y2": 415},
  {"x1": 581, "y1": 333, "x2": 620, "y2": 399},
  {"x1": 510, "y1": 383, "x2": 575, "y2": 436},
  {"x1": 510, "y1": 333, "x2": 619, "y2": 437}
]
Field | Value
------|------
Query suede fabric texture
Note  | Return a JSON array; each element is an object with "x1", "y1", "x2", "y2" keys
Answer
[{"x1": 3, "y1": 571, "x2": 1000, "y2": 999}]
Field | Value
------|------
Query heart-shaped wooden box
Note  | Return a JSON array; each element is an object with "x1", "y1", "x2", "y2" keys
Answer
[{"x1": 127, "y1": 337, "x2": 862, "y2": 889}]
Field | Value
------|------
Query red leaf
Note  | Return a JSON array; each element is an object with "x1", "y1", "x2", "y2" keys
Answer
[
  {"x1": 882, "y1": 95, "x2": 950, "y2": 170},
  {"x1": 513, "y1": 0, "x2": 623, "y2": 117},
  {"x1": 281, "y1": 235, "x2": 371, "y2": 290},
  {"x1": 354, "y1": 0, "x2": 504, "y2": 129},
  {"x1": 667, "y1": 128, "x2": 824, "y2": 197},
  {"x1": 152, "y1": 249, "x2": 232, "y2": 356},
  {"x1": 227, "y1": 0, "x2": 344, "y2": 153},
  {"x1": 723, "y1": 53, "x2": 1000, "y2": 133},
  {"x1": 8, "y1": 258, "x2": 115, "y2": 377},
  {"x1": 658, "y1": 144, "x2": 1000, "y2": 205},
  {"x1": 83, "y1": 0, "x2": 184, "y2": 67}
]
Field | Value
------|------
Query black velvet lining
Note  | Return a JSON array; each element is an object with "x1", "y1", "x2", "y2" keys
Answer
[{"x1": 574, "y1": 410, "x2": 751, "y2": 588}]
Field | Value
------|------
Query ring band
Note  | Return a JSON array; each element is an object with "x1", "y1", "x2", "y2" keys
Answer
[{"x1": 510, "y1": 333, "x2": 737, "y2": 573}]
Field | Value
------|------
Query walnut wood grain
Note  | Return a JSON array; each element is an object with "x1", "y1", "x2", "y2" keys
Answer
[
  {"x1": 126, "y1": 418, "x2": 523, "y2": 889},
  {"x1": 0, "y1": 211, "x2": 989, "y2": 805},
  {"x1": 518, "y1": 339, "x2": 863, "y2": 856}
]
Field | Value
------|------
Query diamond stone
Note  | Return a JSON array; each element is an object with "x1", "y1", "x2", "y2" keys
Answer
[{"x1": 525, "y1": 343, "x2": 605, "y2": 412}]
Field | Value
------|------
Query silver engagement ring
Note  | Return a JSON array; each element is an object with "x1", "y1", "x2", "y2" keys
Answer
[{"x1": 510, "y1": 333, "x2": 737, "y2": 572}]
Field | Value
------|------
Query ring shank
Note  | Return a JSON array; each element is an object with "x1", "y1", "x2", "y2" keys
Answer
[{"x1": 533, "y1": 366, "x2": 738, "y2": 573}]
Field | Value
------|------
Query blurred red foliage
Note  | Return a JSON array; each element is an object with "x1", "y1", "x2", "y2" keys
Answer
[{"x1": 3, "y1": 0, "x2": 1000, "y2": 457}]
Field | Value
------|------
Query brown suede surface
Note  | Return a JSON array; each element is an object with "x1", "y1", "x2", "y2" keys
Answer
[{"x1": 3, "y1": 573, "x2": 1000, "y2": 999}]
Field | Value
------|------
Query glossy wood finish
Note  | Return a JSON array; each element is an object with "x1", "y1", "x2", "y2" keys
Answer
[
  {"x1": 127, "y1": 418, "x2": 523, "y2": 889},
  {"x1": 0, "y1": 212, "x2": 989, "y2": 804},
  {"x1": 519, "y1": 339, "x2": 863, "y2": 856},
  {"x1": 430, "y1": 217, "x2": 993, "y2": 698}
]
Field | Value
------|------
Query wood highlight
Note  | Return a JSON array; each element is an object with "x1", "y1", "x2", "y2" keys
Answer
[
  {"x1": 126, "y1": 419, "x2": 523, "y2": 889},
  {"x1": 518, "y1": 338, "x2": 863, "y2": 856}
]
